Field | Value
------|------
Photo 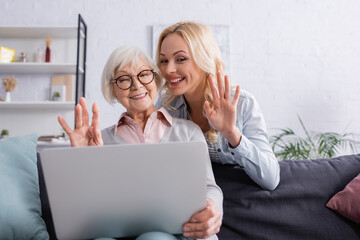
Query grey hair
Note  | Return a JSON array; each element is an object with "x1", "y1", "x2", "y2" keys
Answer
[{"x1": 101, "y1": 46, "x2": 162, "y2": 105}]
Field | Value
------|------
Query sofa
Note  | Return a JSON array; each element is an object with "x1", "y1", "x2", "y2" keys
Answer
[
  {"x1": 1, "y1": 134, "x2": 359, "y2": 239},
  {"x1": 212, "y1": 154, "x2": 360, "y2": 240},
  {"x1": 38, "y1": 155, "x2": 360, "y2": 240}
]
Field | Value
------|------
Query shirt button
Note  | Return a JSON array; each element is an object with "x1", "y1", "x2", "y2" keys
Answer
[
  {"x1": 231, "y1": 152, "x2": 235, "y2": 155},
  {"x1": 217, "y1": 148, "x2": 221, "y2": 152}
]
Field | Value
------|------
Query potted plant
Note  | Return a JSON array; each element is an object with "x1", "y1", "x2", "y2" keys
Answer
[
  {"x1": 270, "y1": 116, "x2": 360, "y2": 160},
  {"x1": 1, "y1": 129, "x2": 9, "y2": 139},
  {"x1": 52, "y1": 91, "x2": 61, "y2": 101}
]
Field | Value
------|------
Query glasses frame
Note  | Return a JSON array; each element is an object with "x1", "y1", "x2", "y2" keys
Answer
[{"x1": 110, "y1": 69, "x2": 155, "y2": 90}]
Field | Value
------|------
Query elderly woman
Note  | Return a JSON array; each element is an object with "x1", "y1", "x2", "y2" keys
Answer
[{"x1": 58, "y1": 46, "x2": 222, "y2": 240}]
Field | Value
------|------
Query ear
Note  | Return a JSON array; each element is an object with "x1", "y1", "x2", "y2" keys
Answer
[{"x1": 111, "y1": 85, "x2": 118, "y2": 102}]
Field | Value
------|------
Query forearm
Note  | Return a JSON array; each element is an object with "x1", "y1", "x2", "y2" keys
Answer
[
  {"x1": 206, "y1": 180, "x2": 223, "y2": 215},
  {"x1": 233, "y1": 135, "x2": 280, "y2": 190}
]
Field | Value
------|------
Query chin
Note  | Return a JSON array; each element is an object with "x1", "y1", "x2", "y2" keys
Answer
[{"x1": 170, "y1": 88, "x2": 186, "y2": 96}]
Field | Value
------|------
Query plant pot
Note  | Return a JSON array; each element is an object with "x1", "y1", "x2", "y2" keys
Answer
[{"x1": 53, "y1": 96, "x2": 61, "y2": 101}]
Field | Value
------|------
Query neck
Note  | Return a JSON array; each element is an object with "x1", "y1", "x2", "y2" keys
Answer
[
  {"x1": 184, "y1": 91, "x2": 210, "y2": 133},
  {"x1": 127, "y1": 105, "x2": 157, "y2": 131},
  {"x1": 184, "y1": 92, "x2": 204, "y2": 115},
  {"x1": 183, "y1": 76, "x2": 207, "y2": 114}
]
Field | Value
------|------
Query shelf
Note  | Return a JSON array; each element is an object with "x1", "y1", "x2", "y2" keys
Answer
[
  {"x1": 0, "y1": 63, "x2": 83, "y2": 74},
  {"x1": 0, "y1": 101, "x2": 75, "y2": 109},
  {"x1": 0, "y1": 26, "x2": 84, "y2": 39},
  {"x1": 0, "y1": 15, "x2": 86, "y2": 138}
]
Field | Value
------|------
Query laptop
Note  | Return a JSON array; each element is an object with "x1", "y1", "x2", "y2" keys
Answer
[{"x1": 39, "y1": 141, "x2": 207, "y2": 240}]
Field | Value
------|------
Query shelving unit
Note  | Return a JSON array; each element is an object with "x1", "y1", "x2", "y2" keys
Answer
[
  {"x1": 0, "y1": 14, "x2": 87, "y2": 137},
  {"x1": 0, "y1": 101, "x2": 75, "y2": 109},
  {"x1": 0, "y1": 62, "x2": 83, "y2": 74}
]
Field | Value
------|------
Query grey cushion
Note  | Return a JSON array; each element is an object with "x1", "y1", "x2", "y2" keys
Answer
[{"x1": 213, "y1": 154, "x2": 360, "y2": 240}]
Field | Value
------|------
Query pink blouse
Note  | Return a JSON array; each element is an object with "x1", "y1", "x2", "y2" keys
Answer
[{"x1": 114, "y1": 107, "x2": 172, "y2": 144}]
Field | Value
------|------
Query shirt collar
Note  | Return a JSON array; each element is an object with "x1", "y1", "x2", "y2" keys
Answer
[
  {"x1": 157, "y1": 107, "x2": 173, "y2": 126},
  {"x1": 173, "y1": 95, "x2": 187, "y2": 110},
  {"x1": 114, "y1": 107, "x2": 173, "y2": 135}
]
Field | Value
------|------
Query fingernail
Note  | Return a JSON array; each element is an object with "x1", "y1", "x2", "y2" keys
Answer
[{"x1": 184, "y1": 227, "x2": 190, "y2": 231}]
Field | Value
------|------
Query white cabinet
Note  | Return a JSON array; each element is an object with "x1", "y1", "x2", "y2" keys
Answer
[{"x1": 0, "y1": 14, "x2": 87, "y2": 137}]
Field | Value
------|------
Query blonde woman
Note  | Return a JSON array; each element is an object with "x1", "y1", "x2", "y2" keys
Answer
[
  {"x1": 156, "y1": 21, "x2": 280, "y2": 191},
  {"x1": 58, "y1": 46, "x2": 222, "y2": 240}
]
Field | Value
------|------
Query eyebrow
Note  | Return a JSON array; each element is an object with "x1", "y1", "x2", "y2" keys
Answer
[
  {"x1": 116, "y1": 65, "x2": 149, "y2": 75},
  {"x1": 160, "y1": 50, "x2": 188, "y2": 56}
]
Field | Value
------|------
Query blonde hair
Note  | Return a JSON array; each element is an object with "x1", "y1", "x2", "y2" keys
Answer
[
  {"x1": 156, "y1": 21, "x2": 225, "y2": 142},
  {"x1": 101, "y1": 46, "x2": 162, "y2": 105}
]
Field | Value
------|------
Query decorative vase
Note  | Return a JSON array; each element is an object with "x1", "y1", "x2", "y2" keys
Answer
[
  {"x1": 5, "y1": 91, "x2": 11, "y2": 102},
  {"x1": 53, "y1": 96, "x2": 61, "y2": 101}
]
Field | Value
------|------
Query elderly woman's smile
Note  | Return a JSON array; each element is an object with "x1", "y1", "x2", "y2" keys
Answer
[{"x1": 130, "y1": 92, "x2": 148, "y2": 99}]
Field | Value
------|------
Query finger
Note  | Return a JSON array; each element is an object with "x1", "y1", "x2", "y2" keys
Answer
[
  {"x1": 91, "y1": 102, "x2": 100, "y2": 130},
  {"x1": 58, "y1": 116, "x2": 72, "y2": 135},
  {"x1": 79, "y1": 97, "x2": 89, "y2": 126},
  {"x1": 224, "y1": 75, "x2": 231, "y2": 100},
  {"x1": 185, "y1": 206, "x2": 215, "y2": 229},
  {"x1": 75, "y1": 104, "x2": 83, "y2": 129},
  {"x1": 216, "y1": 71, "x2": 225, "y2": 98},
  {"x1": 183, "y1": 224, "x2": 216, "y2": 239},
  {"x1": 183, "y1": 215, "x2": 220, "y2": 239},
  {"x1": 183, "y1": 230, "x2": 210, "y2": 239},
  {"x1": 214, "y1": 217, "x2": 222, "y2": 233},
  {"x1": 183, "y1": 205, "x2": 219, "y2": 238},
  {"x1": 232, "y1": 85, "x2": 241, "y2": 106},
  {"x1": 91, "y1": 102, "x2": 103, "y2": 146},
  {"x1": 208, "y1": 75, "x2": 220, "y2": 108}
]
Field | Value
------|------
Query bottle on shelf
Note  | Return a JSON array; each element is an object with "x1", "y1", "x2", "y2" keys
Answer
[
  {"x1": 45, "y1": 37, "x2": 52, "y2": 62},
  {"x1": 35, "y1": 48, "x2": 44, "y2": 62},
  {"x1": 19, "y1": 52, "x2": 27, "y2": 62}
]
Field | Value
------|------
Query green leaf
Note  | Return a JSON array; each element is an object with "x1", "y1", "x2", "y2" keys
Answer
[{"x1": 270, "y1": 116, "x2": 360, "y2": 160}]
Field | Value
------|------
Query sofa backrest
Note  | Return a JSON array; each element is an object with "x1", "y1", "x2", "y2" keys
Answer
[{"x1": 213, "y1": 154, "x2": 360, "y2": 240}]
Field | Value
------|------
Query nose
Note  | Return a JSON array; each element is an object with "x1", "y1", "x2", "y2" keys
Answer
[
  {"x1": 130, "y1": 77, "x2": 143, "y2": 90},
  {"x1": 164, "y1": 61, "x2": 176, "y2": 75}
]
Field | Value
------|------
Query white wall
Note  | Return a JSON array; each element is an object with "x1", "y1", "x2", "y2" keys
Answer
[{"x1": 1, "y1": 0, "x2": 360, "y2": 143}]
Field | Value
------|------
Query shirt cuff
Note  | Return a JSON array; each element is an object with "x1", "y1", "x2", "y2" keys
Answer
[{"x1": 226, "y1": 135, "x2": 253, "y2": 167}]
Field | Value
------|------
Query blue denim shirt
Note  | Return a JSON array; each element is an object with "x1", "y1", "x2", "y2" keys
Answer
[{"x1": 156, "y1": 88, "x2": 280, "y2": 190}]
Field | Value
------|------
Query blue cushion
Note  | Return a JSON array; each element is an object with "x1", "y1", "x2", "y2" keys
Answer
[{"x1": 0, "y1": 134, "x2": 49, "y2": 239}]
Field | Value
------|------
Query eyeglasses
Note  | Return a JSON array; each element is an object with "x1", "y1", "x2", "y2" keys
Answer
[{"x1": 110, "y1": 69, "x2": 155, "y2": 90}]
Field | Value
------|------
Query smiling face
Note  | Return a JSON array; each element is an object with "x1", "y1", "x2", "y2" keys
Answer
[
  {"x1": 112, "y1": 58, "x2": 157, "y2": 117},
  {"x1": 159, "y1": 33, "x2": 207, "y2": 98}
]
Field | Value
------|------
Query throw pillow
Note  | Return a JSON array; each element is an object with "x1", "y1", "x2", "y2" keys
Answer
[
  {"x1": 326, "y1": 173, "x2": 360, "y2": 224},
  {"x1": 0, "y1": 134, "x2": 49, "y2": 239}
]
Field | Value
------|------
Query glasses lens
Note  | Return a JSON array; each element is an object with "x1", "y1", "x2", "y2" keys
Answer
[
  {"x1": 138, "y1": 70, "x2": 154, "y2": 84},
  {"x1": 116, "y1": 76, "x2": 132, "y2": 89}
]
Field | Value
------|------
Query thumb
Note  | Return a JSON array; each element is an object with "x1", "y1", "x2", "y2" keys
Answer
[
  {"x1": 93, "y1": 128, "x2": 104, "y2": 146},
  {"x1": 203, "y1": 100, "x2": 212, "y2": 118}
]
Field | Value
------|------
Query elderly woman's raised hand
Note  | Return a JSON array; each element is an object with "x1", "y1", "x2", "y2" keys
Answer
[
  {"x1": 58, "y1": 97, "x2": 103, "y2": 147},
  {"x1": 203, "y1": 72, "x2": 242, "y2": 147},
  {"x1": 182, "y1": 199, "x2": 222, "y2": 239}
]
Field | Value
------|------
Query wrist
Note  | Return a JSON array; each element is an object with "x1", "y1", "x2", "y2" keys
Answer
[{"x1": 221, "y1": 127, "x2": 242, "y2": 148}]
